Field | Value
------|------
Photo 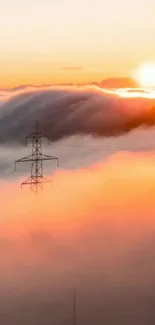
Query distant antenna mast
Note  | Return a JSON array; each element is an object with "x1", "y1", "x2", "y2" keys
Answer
[
  {"x1": 73, "y1": 288, "x2": 77, "y2": 325},
  {"x1": 15, "y1": 121, "x2": 59, "y2": 194}
]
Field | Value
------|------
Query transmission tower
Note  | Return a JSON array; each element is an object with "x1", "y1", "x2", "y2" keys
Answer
[{"x1": 15, "y1": 121, "x2": 59, "y2": 194}]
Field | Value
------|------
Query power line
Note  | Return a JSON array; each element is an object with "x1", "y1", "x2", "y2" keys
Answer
[{"x1": 53, "y1": 143, "x2": 155, "y2": 152}]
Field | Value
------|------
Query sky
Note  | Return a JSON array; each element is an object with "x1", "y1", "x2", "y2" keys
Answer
[
  {"x1": 1, "y1": 3, "x2": 155, "y2": 322},
  {"x1": 1, "y1": 0, "x2": 155, "y2": 87}
]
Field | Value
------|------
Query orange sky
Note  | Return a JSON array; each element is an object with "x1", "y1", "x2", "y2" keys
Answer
[{"x1": 1, "y1": 0, "x2": 155, "y2": 88}]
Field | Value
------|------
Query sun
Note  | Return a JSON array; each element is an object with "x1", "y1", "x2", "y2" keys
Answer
[{"x1": 135, "y1": 62, "x2": 155, "y2": 88}]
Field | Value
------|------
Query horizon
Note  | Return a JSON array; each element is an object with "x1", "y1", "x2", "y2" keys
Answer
[
  {"x1": 1, "y1": 0, "x2": 155, "y2": 88},
  {"x1": 0, "y1": 76, "x2": 142, "y2": 90}
]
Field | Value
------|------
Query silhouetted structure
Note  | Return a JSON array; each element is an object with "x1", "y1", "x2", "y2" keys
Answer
[
  {"x1": 15, "y1": 121, "x2": 59, "y2": 194},
  {"x1": 73, "y1": 288, "x2": 77, "y2": 325}
]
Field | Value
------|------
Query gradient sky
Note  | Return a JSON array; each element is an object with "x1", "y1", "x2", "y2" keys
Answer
[{"x1": 1, "y1": 0, "x2": 155, "y2": 87}]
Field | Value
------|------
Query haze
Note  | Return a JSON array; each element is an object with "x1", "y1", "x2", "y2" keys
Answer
[
  {"x1": 1, "y1": 0, "x2": 155, "y2": 87},
  {"x1": 1, "y1": 0, "x2": 155, "y2": 323}
]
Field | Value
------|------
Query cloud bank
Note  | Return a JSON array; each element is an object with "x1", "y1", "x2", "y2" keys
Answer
[
  {"x1": 1, "y1": 153, "x2": 155, "y2": 324},
  {"x1": 0, "y1": 85, "x2": 155, "y2": 144}
]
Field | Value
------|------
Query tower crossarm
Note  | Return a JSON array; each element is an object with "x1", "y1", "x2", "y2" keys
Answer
[
  {"x1": 25, "y1": 134, "x2": 51, "y2": 147},
  {"x1": 21, "y1": 176, "x2": 52, "y2": 186},
  {"x1": 40, "y1": 154, "x2": 59, "y2": 166},
  {"x1": 15, "y1": 154, "x2": 32, "y2": 170},
  {"x1": 25, "y1": 121, "x2": 50, "y2": 145},
  {"x1": 15, "y1": 154, "x2": 59, "y2": 169}
]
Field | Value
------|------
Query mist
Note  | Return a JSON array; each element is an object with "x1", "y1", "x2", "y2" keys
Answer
[
  {"x1": 1, "y1": 153, "x2": 155, "y2": 324},
  {"x1": 0, "y1": 85, "x2": 155, "y2": 144}
]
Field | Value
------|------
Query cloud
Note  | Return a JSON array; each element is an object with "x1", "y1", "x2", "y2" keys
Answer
[
  {"x1": 100, "y1": 77, "x2": 138, "y2": 88},
  {"x1": 1, "y1": 153, "x2": 155, "y2": 324},
  {"x1": 61, "y1": 66, "x2": 83, "y2": 71},
  {"x1": 0, "y1": 85, "x2": 155, "y2": 146}
]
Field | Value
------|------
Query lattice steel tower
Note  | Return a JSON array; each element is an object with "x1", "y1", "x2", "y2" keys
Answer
[{"x1": 15, "y1": 121, "x2": 59, "y2": 194}]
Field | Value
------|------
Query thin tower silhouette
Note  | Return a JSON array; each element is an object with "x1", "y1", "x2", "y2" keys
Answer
[{"x1": 73, "y1": 288, "x2": 77, "y2": 325}]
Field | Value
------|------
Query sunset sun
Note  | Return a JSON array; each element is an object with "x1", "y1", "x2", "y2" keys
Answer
[{"x1": 135, "y1": 62, "x2": 155, "y2": 88}]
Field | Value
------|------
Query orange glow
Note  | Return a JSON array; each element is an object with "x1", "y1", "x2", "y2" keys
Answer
[
  {"x1": 0, "y1": 69, "x2": 105, "y2": 89},
  {"x1": 1, "y1": 153, "x2": 155, "y2": 237},
  {"x1": 1, "y1": 153, "x2": 155, "y2": 312},
  {"x1": 114, "y1": 88, "x2": 155, "y2": 98},
  {"x1": 135, "y1": 63, "x2": 155, "y2": 88},
  {"x1": 0, "y1": 0, "x2": 155, "y2": 89}
]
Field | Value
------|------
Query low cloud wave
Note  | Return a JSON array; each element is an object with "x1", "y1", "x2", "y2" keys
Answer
[{"x1": 0, "y1": 85, "x2": 155, "y2": 144}]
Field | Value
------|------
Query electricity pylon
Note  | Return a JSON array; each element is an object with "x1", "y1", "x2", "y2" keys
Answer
[{"x1": 15, "y1": 121, "x2": 59, "y2": 194}]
